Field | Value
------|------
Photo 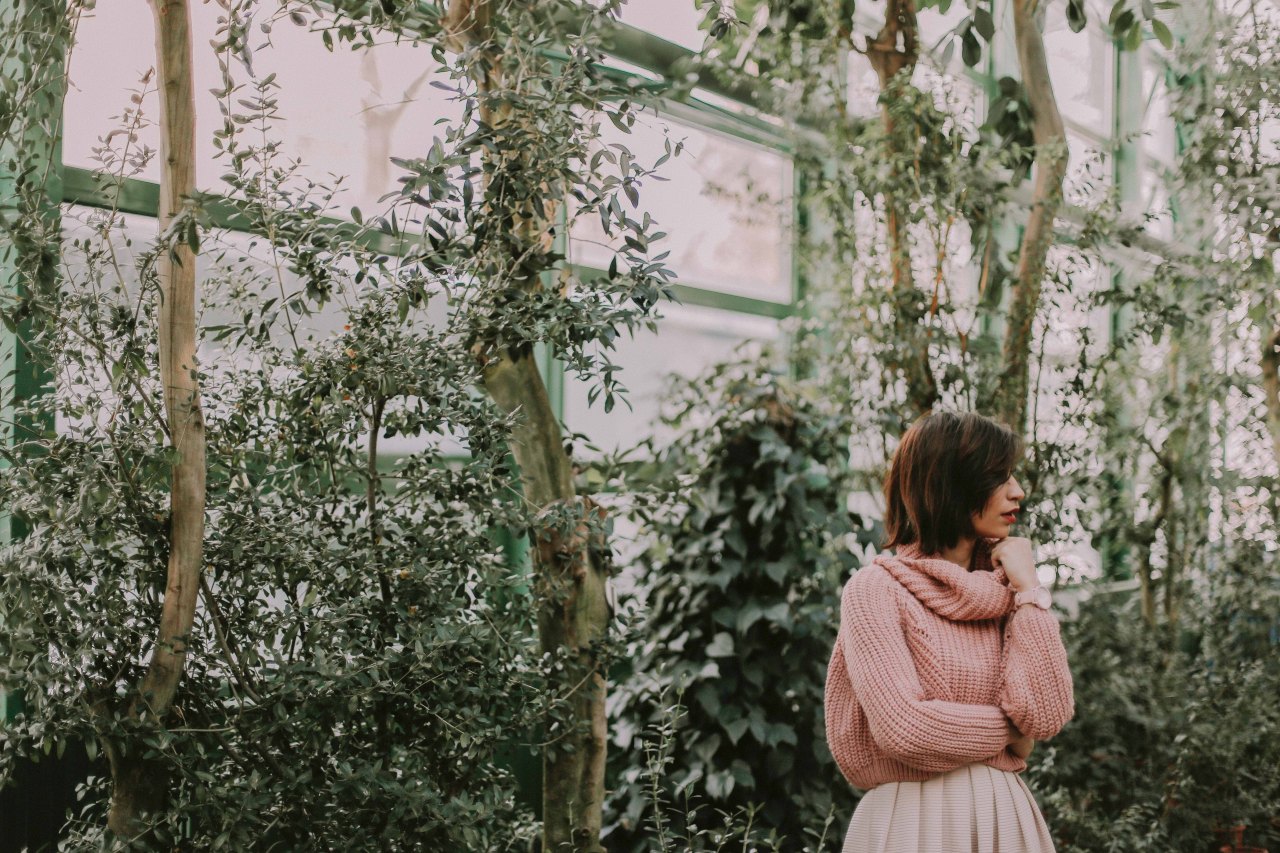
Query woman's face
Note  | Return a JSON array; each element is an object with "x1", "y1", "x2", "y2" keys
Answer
[{"x1": 972, "y1": 475, "x2": 1025, "y2": 538}]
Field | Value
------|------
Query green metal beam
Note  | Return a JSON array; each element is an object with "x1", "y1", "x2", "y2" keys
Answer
[
  {"x1": 60, "y1": 167, "x2": 411, "y2": 256},
  {"x1": 63, "y1": 166, "x2": 804, "y2": 322}
]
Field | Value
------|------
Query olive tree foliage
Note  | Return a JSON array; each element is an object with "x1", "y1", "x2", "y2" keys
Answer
[
  {"x1": 298, "y1": 1, "x2": 683, "y2": 848},
  {"x1": 0, "y1": 0, "x2": 681, "y2": 848},
  {"x1": 680, "y1": 0, "x2": 1175, "y2": 430},
  {"x1": 5, "y1": 9, "x2": 543, "y2": 852}
]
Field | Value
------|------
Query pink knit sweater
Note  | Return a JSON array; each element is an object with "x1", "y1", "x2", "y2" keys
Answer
[{"x1": 824, "y1": 537, "x2": 1075, "y2": 791}]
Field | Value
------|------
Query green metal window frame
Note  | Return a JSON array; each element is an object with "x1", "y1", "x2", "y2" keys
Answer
[
  {"x1": 51, "y1": 4, "x2": 1191, "y2": 437},
  {"x1": 4, "y1": 6, "x2": 1194, "y2": 653}
]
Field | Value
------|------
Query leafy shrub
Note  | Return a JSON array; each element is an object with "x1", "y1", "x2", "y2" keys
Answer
[
  {"x1": 0, "y1": 217, "x2": 545, "y2": 850},
  {"x1": 1032, "y1": 540, "x2": 1280, "y2": 853},
  {"x1": 603, "y1": 358, "x2": 864, "y2": 851}
]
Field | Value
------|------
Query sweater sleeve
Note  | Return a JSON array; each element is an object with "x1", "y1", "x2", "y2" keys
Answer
[
  {"x1": 841, "y1": 570, "x2": 1012, "y2": 772},
  {"x1": 996, "y1": 602, "x2": 1076, "y2": 740}
]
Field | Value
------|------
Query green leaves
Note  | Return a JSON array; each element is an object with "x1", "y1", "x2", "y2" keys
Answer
[
  {"x1": 961, "y1": 26, "x2": 983, "y2": 67},
  {"x1": 1033, "y1": 580, "x2": 1280, "y2": 852},
  {"x1": 972, "y1": 7, "x2": 996, "y2": 41},
  {"x1": 1108, "y1": 0, "x2": 1179, "y2": 51},
  {"x1": 605, "y1": 362, "x2": 863, "y2": 850},
  {"x1": 705, "y1": 631, "x2": 735, "y2": 657},
  {"x1": 1067, "y1": 0, "x2": 1088, "y2": 34},
  {"x1": 1151, "y1": 17, "x2": 1173, "y2": 49},
  {"x1": 944, "y1": 2, "x2": 999, "y2": 69}
]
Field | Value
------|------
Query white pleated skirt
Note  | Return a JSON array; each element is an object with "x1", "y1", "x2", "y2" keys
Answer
[{"x1": 842, "y1": 763, "x2": 1056, "y2": 853}]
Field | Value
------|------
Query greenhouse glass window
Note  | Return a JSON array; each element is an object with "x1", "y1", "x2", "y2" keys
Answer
[
  {"x1": 1139, "y1": 49, "x2": 1177, "y2": 164},
  {"x1": 1139, "y1": 167, "x2": 1175, "y2": 240},
  {"x1": 846, "y1": 58, "x2": 881, "y2": 117},
  {"x1": 918, "y1": 2, "x2": 972, "y2": 56},
  {"x1": 567, "y1": 114, "x2": 794, "y2": 304},
  {"x1": 560, "y1": 302, "x2": 781, "y2": 457},
  {"x1": 1044, "y1": 5, "x2": 1114, "y2": 138},
  {"x1": 579, "y1": 0, "x2": 707, "y2": 52},
  {"x1": 64, "y1": 1, "x2": 462, "y2": 216}
]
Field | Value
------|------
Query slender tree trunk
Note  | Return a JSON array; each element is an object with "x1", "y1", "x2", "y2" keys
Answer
[
  {"x1": 105, "y1": 0, "x2": 205, "y2": 837},
  {"x1": 442, "y1": 3, "x2": 610, "y2": 850},
  {"x1": 1131, "y1": 460, "x2": 1170, "y2": 630},
  {"x1": 865, "y1": 0, "x2": 919, "y2": 300},
  {"x1": 861, "y1": 0, "x2": 939, "y2": 417},
  {"x1": 992, "y1": 0, "x2": 1068, "y2": 434}
]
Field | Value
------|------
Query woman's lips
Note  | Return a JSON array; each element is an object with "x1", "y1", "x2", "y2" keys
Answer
[{"x1": 1001, "y1": 512, "x2": 1017, "y2": 523}]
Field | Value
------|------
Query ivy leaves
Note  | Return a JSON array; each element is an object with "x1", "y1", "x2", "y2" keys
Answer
[{"x1": 604, "y1": 362, "x2": 862, "y2": 851}]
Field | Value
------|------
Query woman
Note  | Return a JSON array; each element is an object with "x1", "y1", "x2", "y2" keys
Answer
[{"x1": 824, "y1": 410, "x2": 1075, "y2": 852}]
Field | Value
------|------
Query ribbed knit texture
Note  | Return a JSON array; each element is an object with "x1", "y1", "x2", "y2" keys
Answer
[{"x1": 824, "y1": 537, "x2": 1075, "y2": 792}]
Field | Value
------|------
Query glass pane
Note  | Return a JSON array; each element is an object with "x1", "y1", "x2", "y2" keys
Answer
[
  {"x1": 619, "y1": 0, "x2": 705, "y2": 51},
  {"x1": 64, "y1": 3, "x2": 463, "y2": 215},
  {"x1": 56, "y1": 204, "x2": 460, "y2": 455},
  {"x1": 568, "y1": 115, "x2": 794, "y2": 302},
  {"x1": 578, "y1": 0, "x2": 705, "y2": 51},
  {"x1": 1031, "y1": 252, "x2": 1110, "y2": 586},
  {"x1": 1065, "y1": 131, "x2": 1112, "y2": 206},
  {"x1": 1139, "y1": 166, "x2": 1174, "y2": 240},
  {"x1": 1140, "y1": 51, "x2": 1176, "y2": 163},
  {"x1": 562, "y1": 303, "x2": 781, "y2": 457},
  {"x1": 1044, "y1": 4, "x2": 1113, "y2": 136},
  {"x1": 1037, "y1": 249, "x2": 1109, "y2": 363},
  {"x1": 919, "y1": 1, "x2": 972, "y2": 60},
  {"x1": 847, "y1": 55, "x2": 882, "y2": 117}
]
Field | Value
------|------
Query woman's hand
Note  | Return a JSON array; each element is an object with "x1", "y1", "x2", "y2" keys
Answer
[
  {"x1": 991, "y1": 536, "x2": 1039, "y2": 592},
  {"x1": 1005, "y1": 717, "x2": 1035, "y2": 759}
]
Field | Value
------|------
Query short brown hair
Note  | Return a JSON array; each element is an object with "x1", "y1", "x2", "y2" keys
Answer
[{"x1": 881, "y1": 410, "x2": 1024, "y2": 555}]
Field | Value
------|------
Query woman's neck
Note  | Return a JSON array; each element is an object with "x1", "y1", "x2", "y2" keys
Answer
[{"x1": 936, "y1": 537, "x2": 976, "y2": 571}]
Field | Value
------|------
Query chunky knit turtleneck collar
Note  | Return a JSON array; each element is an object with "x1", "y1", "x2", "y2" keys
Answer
[{"x1": 871, "y1": 536, "x2": 1015, "y2": 621}]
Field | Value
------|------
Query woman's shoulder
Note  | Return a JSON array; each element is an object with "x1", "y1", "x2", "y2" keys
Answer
[{"x1": 843, "y1": 559, "x2": 906, "y2": 605}]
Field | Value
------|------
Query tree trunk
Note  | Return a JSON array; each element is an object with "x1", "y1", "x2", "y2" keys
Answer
[
  {"x1": 992, "y1": 0, "x2": 1068, "y2": 435},
  {"x1": 482, "y1": 353, "x2": 610, "y2": 853},
  {"x1": 106, "y1": 0, "x2": 205, "y2": 837},
  {"x1": 442, "y1": 3, "x2": 610, "y2": 850},
  {"x1": 861, "y1": 0, "x2": 939, "y2": 417}
]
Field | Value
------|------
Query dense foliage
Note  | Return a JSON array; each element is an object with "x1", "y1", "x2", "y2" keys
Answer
[
  {"x1": 604, "y1": 360, "x2": 863, "y2": 851},
  {"x1": 1, "y1": 0, "x2": 676, "y2": 847},
  {"x1": 1, "y1": 65, "x2": 546, "y2": 851},
  {"x1": 0, "y1": 0, "x2": 1277, "y2": 849},
  {"x1": 1025, "y1": 7, "x2": 1280, "y2": 850},
  {"x1": 1035, "y1": 537, "x2": 1280, "y2": 851}
]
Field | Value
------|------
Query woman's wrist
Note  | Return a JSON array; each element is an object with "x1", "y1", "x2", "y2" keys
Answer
[
  {"x1": 1004, "y1": 717, "x2": 1022, "y2": 744},
  {"x1": 1009, "y1": 578, "x2": 1040, "y2": 594}
]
